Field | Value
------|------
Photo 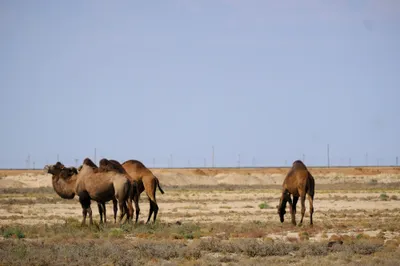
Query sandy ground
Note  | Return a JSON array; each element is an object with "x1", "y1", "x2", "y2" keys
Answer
[
  {"x1": 1, "y1": 166, "x2": 400, "y2": 188},
  {"x1": 1, "y1": 166, "x2": 400, "y2": 245}
]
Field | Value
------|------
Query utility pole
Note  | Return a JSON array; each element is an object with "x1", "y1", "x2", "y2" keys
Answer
[
  {"x1": 94, "y1": 148, "x2": 97, "y2": 164},
  {"x1": 153, "y1": 158, "x2": 155, "y2": 168},
  {"x1": 396, "y1": 156, "x2": 398, "y2": 166},
  {"x1": 170, "y1": 154, "x2": 173, "y2": 168},
  {"x1": 302, "y1": 154, "x2": 305, "y2": 162},
  {"x1": 74, "y1": 159, "x2": 79, "y2": 168},
  {"x1": 204, "y1": 158, "x2": 206, "y2": 168},
  {"x1": 237, "y1": 153, "x2": 241, "y2": 168},
  {"x1": 33, "y1": 161, "x2": 35, "y2": 170},
  {"x1": 212, "y1": 145, "x2": 215, "y2": 168},
  {"x1": 285, "y1": 160, "x2": 288, "y2": 166},
  {"x1": 327, "y1": 144, "x2": 330, "y2": 168},
  {"x1": 252, "y1": 157, "x2": 256, "y2": 167},
  {"x1": 365, "y1": 153, "x2": 368, "y2": 166}
]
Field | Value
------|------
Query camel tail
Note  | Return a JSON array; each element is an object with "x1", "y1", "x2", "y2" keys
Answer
[{"x1": 156, "y1": 177, "x2": 165, "y2": 194}]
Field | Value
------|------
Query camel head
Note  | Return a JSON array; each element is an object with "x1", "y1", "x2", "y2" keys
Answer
[
  {"x1": 44, "y1": 162, "x2": 65, "y2": 175},
  {"x1": 277, "y1": 193, "x2": 288, "y2": 223},
  {"x1": 59, "y1": 167, "x2": 78, "y2": 179}
]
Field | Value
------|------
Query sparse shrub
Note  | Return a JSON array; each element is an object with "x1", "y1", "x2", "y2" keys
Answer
[
  {"x1": 2, "y1": 227, "x2": 25, "y2": 239},
  {"x1": 299, "y1": 231, "x2": 310, "y2": 241},
  {"x1": 258, "y1": 202, "x2": 270, "y2": 209},
  {"x1": 379, "y1": 193, "x2": 389, "y2": 201},
  {"x1": 370, "y1": 179, "x2": 378, "y2": 185},
  {"x1": 108, "y1": 228, "x2": 124, "y2": 239},
  {"x1": 390, "y1": 195, "x2": 398, "y2": 200}
]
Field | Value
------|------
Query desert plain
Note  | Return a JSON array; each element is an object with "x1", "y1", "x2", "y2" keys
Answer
[{"x1": 1, "y1": 166, "x2": 400, "y2": 265}]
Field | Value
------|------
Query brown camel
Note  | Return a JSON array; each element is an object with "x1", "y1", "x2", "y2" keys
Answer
[
  {"x1": 121, "y1": 159, "x2": 165, "y2": 224},
  {"x1": 46, "y1": 162, "x2": 78, "y2": 200},
  {"x1": 97, "y1": 158, "x2": 138, "y2": 223},
  {"x1": 46, "y1": 159, "x2": 131, "y2": 226},
  {"x1": 75, "y1": 158, "x2": 132, "y2": 225},
  {"x1": 78, "y1": 159, "x2": 120, "y2": 224},
  {"x1": 277, "y1": 160, "x2": 315, "y2": 226}
]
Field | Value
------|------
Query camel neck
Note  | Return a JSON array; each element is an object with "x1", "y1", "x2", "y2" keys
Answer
[{"x1": 52, "y1": 174, "x2": 77, "y2": 199}]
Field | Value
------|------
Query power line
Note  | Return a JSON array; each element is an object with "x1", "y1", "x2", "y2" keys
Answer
[{"x1": 327, "y1": 144, "x2": 330, "y2": 168}]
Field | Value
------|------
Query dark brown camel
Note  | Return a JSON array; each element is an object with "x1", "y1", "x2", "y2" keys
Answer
[
  {"x1": 277, "y1": 160, "x2": 315, "y2": 226},
  {"x1": 121, "y1": 159, "x2": 165, "y2": 224}
]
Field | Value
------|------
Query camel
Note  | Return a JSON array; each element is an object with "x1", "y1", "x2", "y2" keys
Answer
[
  {"x1": 78, "y1": 159, "x2": 119, "y2": 224},
  {"x1": 97, "y1": 158, "x2": 138, "y2": 223},
  {"x1": 46, "y1": 159, "x2": 131, "y2": 226},
  {"x1": 121, "y1": 159, "x2": 165, "y2": 224},
  {"x1": 277, "y1": 160, "x2": 315, "y2": 226}
]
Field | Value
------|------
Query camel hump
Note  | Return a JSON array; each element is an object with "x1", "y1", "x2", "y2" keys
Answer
[
  {"x1": 99, "y1": 158, "x2": 127, "y2": 174},
  {"x1": 83, "y1": 158, "x2": 98, "y2": 169},
  {"x1": 123, "y1": 159, "x2": 146, "y2": 168},
  {"x1": 55, "y1": 162, "x2": 65, "y2": 169},
  {"x1": 292, "y1": 160, "x2": 308, "y2": 171}
]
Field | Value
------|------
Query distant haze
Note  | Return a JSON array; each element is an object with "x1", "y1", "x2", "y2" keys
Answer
[{"x1": 1, "y1": 1, "x2": 399, "y2": 168}]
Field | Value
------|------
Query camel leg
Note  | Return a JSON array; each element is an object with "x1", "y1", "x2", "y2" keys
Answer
[
  {"x1": 118, "y1": 201, "x2": 128, "y2": 224},
  {"x1": 146, "y1": 197, "x2": 154, "y2": 224},
  {"x1": 97, "y1": 203, "x2": 104, "y2": 224},
  {"x1": 102, "y1": 203, "x2": 107, "y2": 224},
  {"x1": 113, "y1": 199, "x2": 118, "y2": 223},
  {"x1": 299, "y1": 195, "x2": 306, "y2": 226},
  {"x1": 79, "y1": 193, "x2": 91, "y2": 226},
  {"x1": 291, "y1": 196, "x2": 299, "y2": 226},
  {"x1": 308, "y1": 194, "x2": 314, "y2": 225},
  {"x1": 127, "y1": 199, "x2": 134, "y2": 223},
  {"x1": 134, "y1": 193, "x2": 140, "y2": 224},
  {"x1": 88, "y1": 207, "x2": 93, "y2": 225},
  {"x1": 152, "y1": 201, "x2": 159, "y2": 223},
  {"x1": 82, "y1": 208, "x2": 87, "y2": 226}
]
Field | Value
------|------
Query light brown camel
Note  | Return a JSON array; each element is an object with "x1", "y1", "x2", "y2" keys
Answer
[
  {"x1": 97, "y1": 158, "x2": 138, "y2": 223},
  {"x1": 78, "y1": 159, "x2": 119, "y2": 224},
  {"x1": 46, "y1": 159, "x2": 131, "y2": 226},
  {"x1": 121, "y1": 159, "x2": 165, "y2": 224},
  {"x1": 75, "y1": 158, "x2": 132, "y2": 225},
  {"x1": 46, "y1": 163, "x2": 112, "y2": 224},
  {"x1": 277, "y1": 160, "x2": 315, "y2": 226}
]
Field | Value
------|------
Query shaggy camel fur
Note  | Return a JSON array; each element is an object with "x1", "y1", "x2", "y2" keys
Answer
[
  {"x1": 277, "y1": 160, "x2": 315, "y2": 226},
  {"x1": 46, "y1": 162, "x2": 78, "y2": 200},
  {"x1": 121, "y1": 159, "x2": 165, "y2": 224}
]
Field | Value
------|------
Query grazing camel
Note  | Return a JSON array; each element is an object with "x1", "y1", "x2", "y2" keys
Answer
[
  {"x1": 46, "y1": 159, "x2": 131, "y2": 226},
  {"x1": 121, "y1": 159, "x2": 165, "y2": 224},
  {"x1": 277, "y1": 160, "x2": 315, "y2": 226}
]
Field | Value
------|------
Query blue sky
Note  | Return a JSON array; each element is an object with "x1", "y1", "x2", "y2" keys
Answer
[{"x1": 1, "y1": 0, "x2": 399, "y2": 168}]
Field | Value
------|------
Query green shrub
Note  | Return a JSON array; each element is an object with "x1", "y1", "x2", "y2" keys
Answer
[
  {"x1": 3, "y1": 227, "x2": 25, "y2": 239},
  {"x1": 258, "y1": 202, "x2": 270, "y2": 209}
]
